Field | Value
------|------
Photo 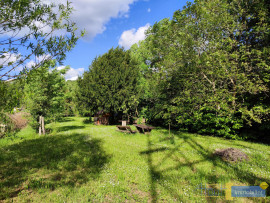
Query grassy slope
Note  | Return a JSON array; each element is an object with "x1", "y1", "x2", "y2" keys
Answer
[{"x1": 0, "y1": 117, "x2": 269, "y2": 202}]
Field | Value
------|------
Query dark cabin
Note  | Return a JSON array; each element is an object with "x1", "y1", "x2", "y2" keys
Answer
[{"x1": 94, "y1": 110, "x2": 110, "y2": 125}]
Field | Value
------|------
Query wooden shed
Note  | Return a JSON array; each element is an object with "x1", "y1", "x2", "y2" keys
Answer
[{"x1": 94, "y1": 110, "x2": 110, "y2": 125}]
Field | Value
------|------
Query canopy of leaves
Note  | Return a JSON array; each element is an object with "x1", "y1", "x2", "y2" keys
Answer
[
  {"x1": 76, "y1": 47, "x2": 139, "y2": 121},
  {"x1": 0, "y1": 79, "x2": 24, "y2": 112},
  {"x1": 132, "y1": 0, "x2": 270, "y2": 140},
  {"x1": 24, "y1": 60, "x2": 67, "y2": 128}
]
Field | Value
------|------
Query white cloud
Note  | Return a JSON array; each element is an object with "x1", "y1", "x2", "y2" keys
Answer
[
  {"x1": 68, "y1": 76, "x2": 80, "y2": 81},
  {"x1": 57, "y1": 66, "x2": 66, "y2": 71},
  {"x1": 25, "y1": 61, "x2": 36, "y2": 69},
  {"x1": 118, "y1": 23, "x2": 150, "y2": 49},
  {"x1": 69, "y1": 0, "x2": 138, "y2": 40},
  {"x1": 0, "y1": 53, "x2": 20, "y2": 67},
  {"x1": 147, "y1": 8, "x2": 151, "y2": 12},
  {"x1": 25, "y1": 58, "x2": 83, "y2": 80},
  {"x1": 0, "y1": 53, "x2": 22, "y2": 77},
  {"x1": 57, "y1": 66, "x2": 84, "y2": 81},
  {"x1": 25, "y1": 54, "x2": 51, "y2": 69},
  {"x1": 3, "y1": 0, "x2": 138, "y2": 40},
  {"x1": 65, "y1": 67, "x2": 84, "y2": 81}
]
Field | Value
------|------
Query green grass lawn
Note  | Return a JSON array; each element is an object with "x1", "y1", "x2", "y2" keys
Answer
[{"x1": 0, "y1": 117, "x2": 269, "y2": 202}]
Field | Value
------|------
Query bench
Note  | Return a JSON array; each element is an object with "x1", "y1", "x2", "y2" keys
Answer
[
  {"x1": 134, "y1": 124, "x2": 155, "y2": 134},
  {"x1": 116, "y1": 125, "x2": 136, "y2": 134}
]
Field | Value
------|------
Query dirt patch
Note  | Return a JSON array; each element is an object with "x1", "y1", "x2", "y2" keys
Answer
[
  {"x1": 8, "y1": 112, "x2": 30, "y2": 130},
  {"x1": 214, "y1": 148, "x2": 249, "y2": 162},
  {"x1": 128, "y1": 183, "x2": 151, "y2": 202}
]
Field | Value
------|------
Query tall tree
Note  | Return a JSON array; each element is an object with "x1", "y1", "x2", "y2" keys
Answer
[
  {"x1": 76, "y1": 47, "x2": 139, "y2": 122},
  {"x1": 141, "y1": 0, "x2": 270, "y2": 139},
  {"x1": 24, "y1": 60, "x2": 67, "y2": 130},
  {"x1": 130, "y1": 41, "x2": 156, "y2": 119}
]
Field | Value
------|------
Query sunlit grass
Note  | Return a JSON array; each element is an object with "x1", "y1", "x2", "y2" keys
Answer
[{"x1": 0, "y1": 117, "x2": 269, "y2": 202}]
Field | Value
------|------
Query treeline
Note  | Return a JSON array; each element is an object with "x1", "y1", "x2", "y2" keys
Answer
[
  {"x1": 77, "y1": 0, "x2": 270, "y2": 140},
  {"x1": 0, "y1": 61, "x2": 78, "y2": 134},
  {"x1": 1, "y1": 0, "x2": 269, "y2": 141}
]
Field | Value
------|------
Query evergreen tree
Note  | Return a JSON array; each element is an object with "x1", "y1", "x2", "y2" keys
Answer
[{"x1": 76, "y1": 47, "x2": 139, "y2": 122}]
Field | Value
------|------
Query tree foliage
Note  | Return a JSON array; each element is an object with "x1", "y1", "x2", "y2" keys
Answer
[
  {"x1": 24, "y1": 60, "x2": 67, "y2": 129},
  {"x1": 63, "y1": 80, "x2": 78, "y2": 116},
  {"x1": 76, "y1": 47, "x2": 139, "y2": 121},
  {"x1": 0, "y1": 79, "x2": 24, "y2": 112},
  {"x1": 0, "y1": 79, "x2": 24, "y2": 135},
  {"x1": 131, "y1": 0, "x2": 270, "y2": 139},
  {"x1": 2, "y1": 0, "x2": 269, "y2": 141},
  {"x1": 0, "y1": 0, "x2": 84, "y2": 80}
]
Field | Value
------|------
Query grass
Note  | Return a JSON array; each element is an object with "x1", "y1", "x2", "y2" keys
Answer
[{"x1": 0, "y1": 117, "x2": 269, "y2": 202}]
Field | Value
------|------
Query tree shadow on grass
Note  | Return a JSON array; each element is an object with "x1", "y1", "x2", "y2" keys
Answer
[
  {"x1": 83, "y1": 118, "x2": 93, "y2": 124},
  {"x1": 56, "y1": 125, "x2": 85, "y2": 132},
  {"x1": 58, "y1": 117, "x2": 75, "y2": 122},
  {"x1": 140, "y1": 131, "x2": 270, "y2": 202},
  {"x1": 0, "y1": 133, "x2": 111, "y2": 200},
  {"x1": 140, "y1": 133, "x2": 186, "y2": 203}
]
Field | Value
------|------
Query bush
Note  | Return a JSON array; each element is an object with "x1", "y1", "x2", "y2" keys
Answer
[{"x1": 177, "y1": 107, "x2": 244, "y2": 140}]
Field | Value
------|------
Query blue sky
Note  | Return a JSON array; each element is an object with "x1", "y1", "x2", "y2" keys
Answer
[
  {"x1": 60, "y1": 0, "x2": 188, "y2": 80},
  {"x1": 0, "y1": 0, "x2": 189, "y2": 80}
]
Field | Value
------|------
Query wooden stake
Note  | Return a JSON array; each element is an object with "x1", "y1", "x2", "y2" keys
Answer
[
  {"x1": 39, "y1": 116, "x2": 42, "y2": 135},
  {"x1": 42, "y1": 116, "x2": 45, "y2": 135}
]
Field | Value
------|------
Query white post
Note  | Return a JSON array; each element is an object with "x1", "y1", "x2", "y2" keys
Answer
[{"x1": 142, "y1": 118, "x2": 146, "y2": 124}]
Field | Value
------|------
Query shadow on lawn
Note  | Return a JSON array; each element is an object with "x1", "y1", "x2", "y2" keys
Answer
[
  {"x1": 58, "y1": 117, "x2": 75, "y2": 122},
  {"x1": 56, "y1": 125, "x2": 85, "y2": 132},
  {"x1": 83, "y1": 117, "x2": 93, "y2": 124},
  {"x1": 141, "y1": 132, "x2": 270, "y2": 203},
  {"x1": 0, "y1": 133, "x2": 110, "y2": 200}
]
